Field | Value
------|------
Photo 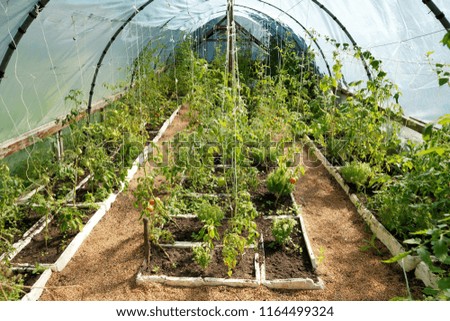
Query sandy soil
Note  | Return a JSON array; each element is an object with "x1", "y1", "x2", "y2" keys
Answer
[{"x1": 40, "y1": 105, "x2": 417, "y2": 301}]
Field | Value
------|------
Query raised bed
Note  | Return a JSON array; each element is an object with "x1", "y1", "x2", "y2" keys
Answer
[
  {"x1": 136, "y1": 191, "x2": 324, "y2": 290},
  {"x1": 0, "y1": 175, "x2": 94, "y2": 263},
  {"x1": 11, "y1": 205, "x2": 99, "y2": 271},
  {"x1": 259, "y1": 214, "x2": 323, "y2": 290},
  {"x1": 11, "y1": 267, "x2": 53, "y2": 301},
  {"x1": 136, "y1": 244, "x2": 261, "y2": 288},
  {"x1": 303, "y1": 135, "x2": 437, "y2": 289},
  {"x1": 2, "y1": 106, "x2": 181, "y2": 274}
]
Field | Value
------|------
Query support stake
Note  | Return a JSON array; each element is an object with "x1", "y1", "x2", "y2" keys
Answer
[
  {"x1": 226, "y1": 0, "x2": 236, "y2": 87},
  {"x1": 143, "y1": 217, "x2": 150, "y2": 269},
  {"x1": 55, "y1": 130, "x2": 64, "y2": 161}
]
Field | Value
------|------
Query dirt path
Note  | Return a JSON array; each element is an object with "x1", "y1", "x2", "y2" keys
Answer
[{"x1": 40, "y1": 106, "x2": 416, "y2": 301}]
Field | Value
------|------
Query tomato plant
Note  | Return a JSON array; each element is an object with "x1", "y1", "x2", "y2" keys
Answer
[
  {"x1": 0, "y1": 163, "x2": 23, "y2": 254},
  {"x1": 267, "y1": 160, "x2": 303, "y2": 204},
  {"x1": 272, "y1": 218, "x2": 297, "y2": 247}
]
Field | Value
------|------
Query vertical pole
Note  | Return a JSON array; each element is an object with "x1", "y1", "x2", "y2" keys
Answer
[
  {"x1": 143, "y1": 217, "x2": 150, "y2": 268},
  {"x1": 226, "y1": 0, "x2": 236, "y2": 87},
  {"x1": 55, "y1": 130, "x2": 64, "y2": 161}
]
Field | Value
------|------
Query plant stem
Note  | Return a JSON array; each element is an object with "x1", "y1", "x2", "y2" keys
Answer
[{"x1": 401, "y1": 259, "x2": 412, "y2": 300}]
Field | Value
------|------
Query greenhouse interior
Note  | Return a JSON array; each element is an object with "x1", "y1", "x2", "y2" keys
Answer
[{"x1": 0, "y1": 0, "x2": 449, "y2": 302}]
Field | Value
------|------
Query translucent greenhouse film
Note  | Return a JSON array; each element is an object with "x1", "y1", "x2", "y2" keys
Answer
[
  {"x1": 0, "y1": 0, "x2": 449, "y2": 146},
  {"x1": 1, "y1": 0, "x2": 450, "y2": 308}
]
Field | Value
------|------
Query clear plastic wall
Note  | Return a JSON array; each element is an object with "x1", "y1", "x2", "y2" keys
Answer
[{"x1": 1, "y1": 0, "x2": 449, "y2": 145}]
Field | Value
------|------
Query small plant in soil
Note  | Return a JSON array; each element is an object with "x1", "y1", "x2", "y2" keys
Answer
[
  {"x1": 222, "y1": 232, "x2": 247, "y2": 277},
  {"x1": 0, "y1": 263, "x2": 24, "y2": 301},
  {"x1": 31, "y1": 263, "x2": 46, "y2": 275},
  {"x1": 385, "y1": 214, "x2": 450, "y2": 300},
  {"x1": 0, "y1": 163, "x2": 24, "y2": 254},
  {"x1": 56, "y1": 207, "x2": 85, "y2": 235},
  {"x1": 317, "y1": 246, "x2": 326, "y2": 266},
  {"x1": 193, "y1": 244, "x2": 213, "y2": 269},
  {"x1": 340, "y1": 161, "x2": 373, "y2": 191},
  {"x1": 266, "y1": 159, "x2": 303, "y2": 205},
  {"x1": 134, "y1": 174, "x2": 174, "y2": 265},
  {"x1": 271, "y1": 218, "x2": 297, "y2": 248},
  {"x1": 231, "y1": 192, "x2": 259, "y2": 245},
  {"x1": 197, "y1": 202, "x2": 225, "y2": 226},
  {"x1": 360, "y1": 234, "x2": 383, "y2": 256},
  {"x1": 194, "y1": 202, "x2": 224, "y2": 247},
  {"x1": 31, "y1": 192, "x2": 86, "y2": 243}
]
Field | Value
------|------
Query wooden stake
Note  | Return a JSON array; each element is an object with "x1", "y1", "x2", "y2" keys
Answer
[
  {"x1": 55, "y1": 130, "x2": 64, "y2": 161},
  {"x1": 226, "y1": 0, "x2": 236, "y2": 86},
  {"x1": 143, "y1": 217, "x2": 150, "y2": 268}
]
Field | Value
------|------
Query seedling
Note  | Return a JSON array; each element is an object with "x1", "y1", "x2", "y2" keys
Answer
[
  {"x1": 193, "y1": 244, "x2": 213, "y2": 269},
  {"x1": 340, "y1": 161, "x2": 372, "y2": 190},
  {"x1": 194, "y1": 202, "x2": 224, "y2": 247},
  {"x1": 271, "y1": 218, "x2": 297, "y2": 247},
  {"x1": 360, "y1": 234, "x2": 383, "y2": 256},
  {"x1": 267, "y1": 159, "x2": 304, "y2": 205}
]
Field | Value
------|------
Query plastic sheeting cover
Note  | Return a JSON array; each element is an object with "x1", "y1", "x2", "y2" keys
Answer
[{"x1": 0, "y1": 0, "x2": 449, "y2": 146}]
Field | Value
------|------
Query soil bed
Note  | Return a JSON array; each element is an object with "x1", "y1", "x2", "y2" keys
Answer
[
  {"x1": 256, "y1": 216, "x2": 316, "y2": 280},
  {"x1": 22, "y1": 272, "x2": 41, "y2": 294},
  {"x1": 252, "y1": 193, "x2": 296, "y2": 216},
  {"x1": 11, "y1": 207, "x2": 96, "y2": 265},
  {"x1": 164, "y1": 218, "x2": 204, "y2": 242},
  {"x1": 144, "y1": 246, "x2": 256, "y2": 279},
  {"x1": 8, "y1": 206, "x2": 43, "y2": 244},
  {"x1": 11, "y1": 270, "x2": 42, "y2": 297},
  {"x1": 263, "y1": 243, "x2": 315, "y2": 280},
  {"x1": 39, "y1": 106, "x2": 420, "y2": 301},
  {"x1": 165, "y1": 217, "x2": 228, "y2": 243},
  {"x1": 150, "y1": 196, "x2": 317, "y2": 286}
]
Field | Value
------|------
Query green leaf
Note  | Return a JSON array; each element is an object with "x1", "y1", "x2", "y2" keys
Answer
[
  {"x1": 349, "y1": 80, "x2": 363, "y2": 87},
  {"x1": 362, "y1": 51, "x2": 371, "y2": 59},
  {"x1": 438, "y1": 114, "x2": 450, "y2": 126},
  {"x1": 331, "y1": 77, "x2": 338, "y2": 88},
  {"x1": 416, "y1": 146, "x2": 447, "y2": 157},
  {"x1": 438, "y1": 277, "x2": 450, "y2": 291},
  {"x1": 371, "y1": 60, "x2": 381, "y2": 70},
  {"x1": 319, "y1": 77, "x2": 330, "y2": 92},
  {"x1": 422, "y1": 123, "x2": 433, "y2": 142},
  {"x1": 417, "y1": 246, "x2": 445, "y2": 273},
  {"x1": 403, "y1": 238, "x2": 421, "y2": 245},
  {"x1": 442, "y1": 31, "x2": 450, "y2": 50},
  {"x1": 433, "y1": 236, "x2": 449, "y2": 262},
  {"x1": 443, "y1": 289, "x2": 450, "y2": 299},
  {"x1": 377, "y1": 71, "x2": 387, "y2": 78},
  {"x1": 382, "y1": 251, "x2": 411, "y2": 264},
  {"x1": 423, "y1": 287, "x2": 439, "y2": 296},
  {"x1": 417, "y1": 246, "x2": 432, "y2": 264},
  {"x1": 438, "y1": 78, "x2": 449, "y2": 86},
  {"x1": 411, "y1": 229, "x2": 431, "y2": 236}
]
